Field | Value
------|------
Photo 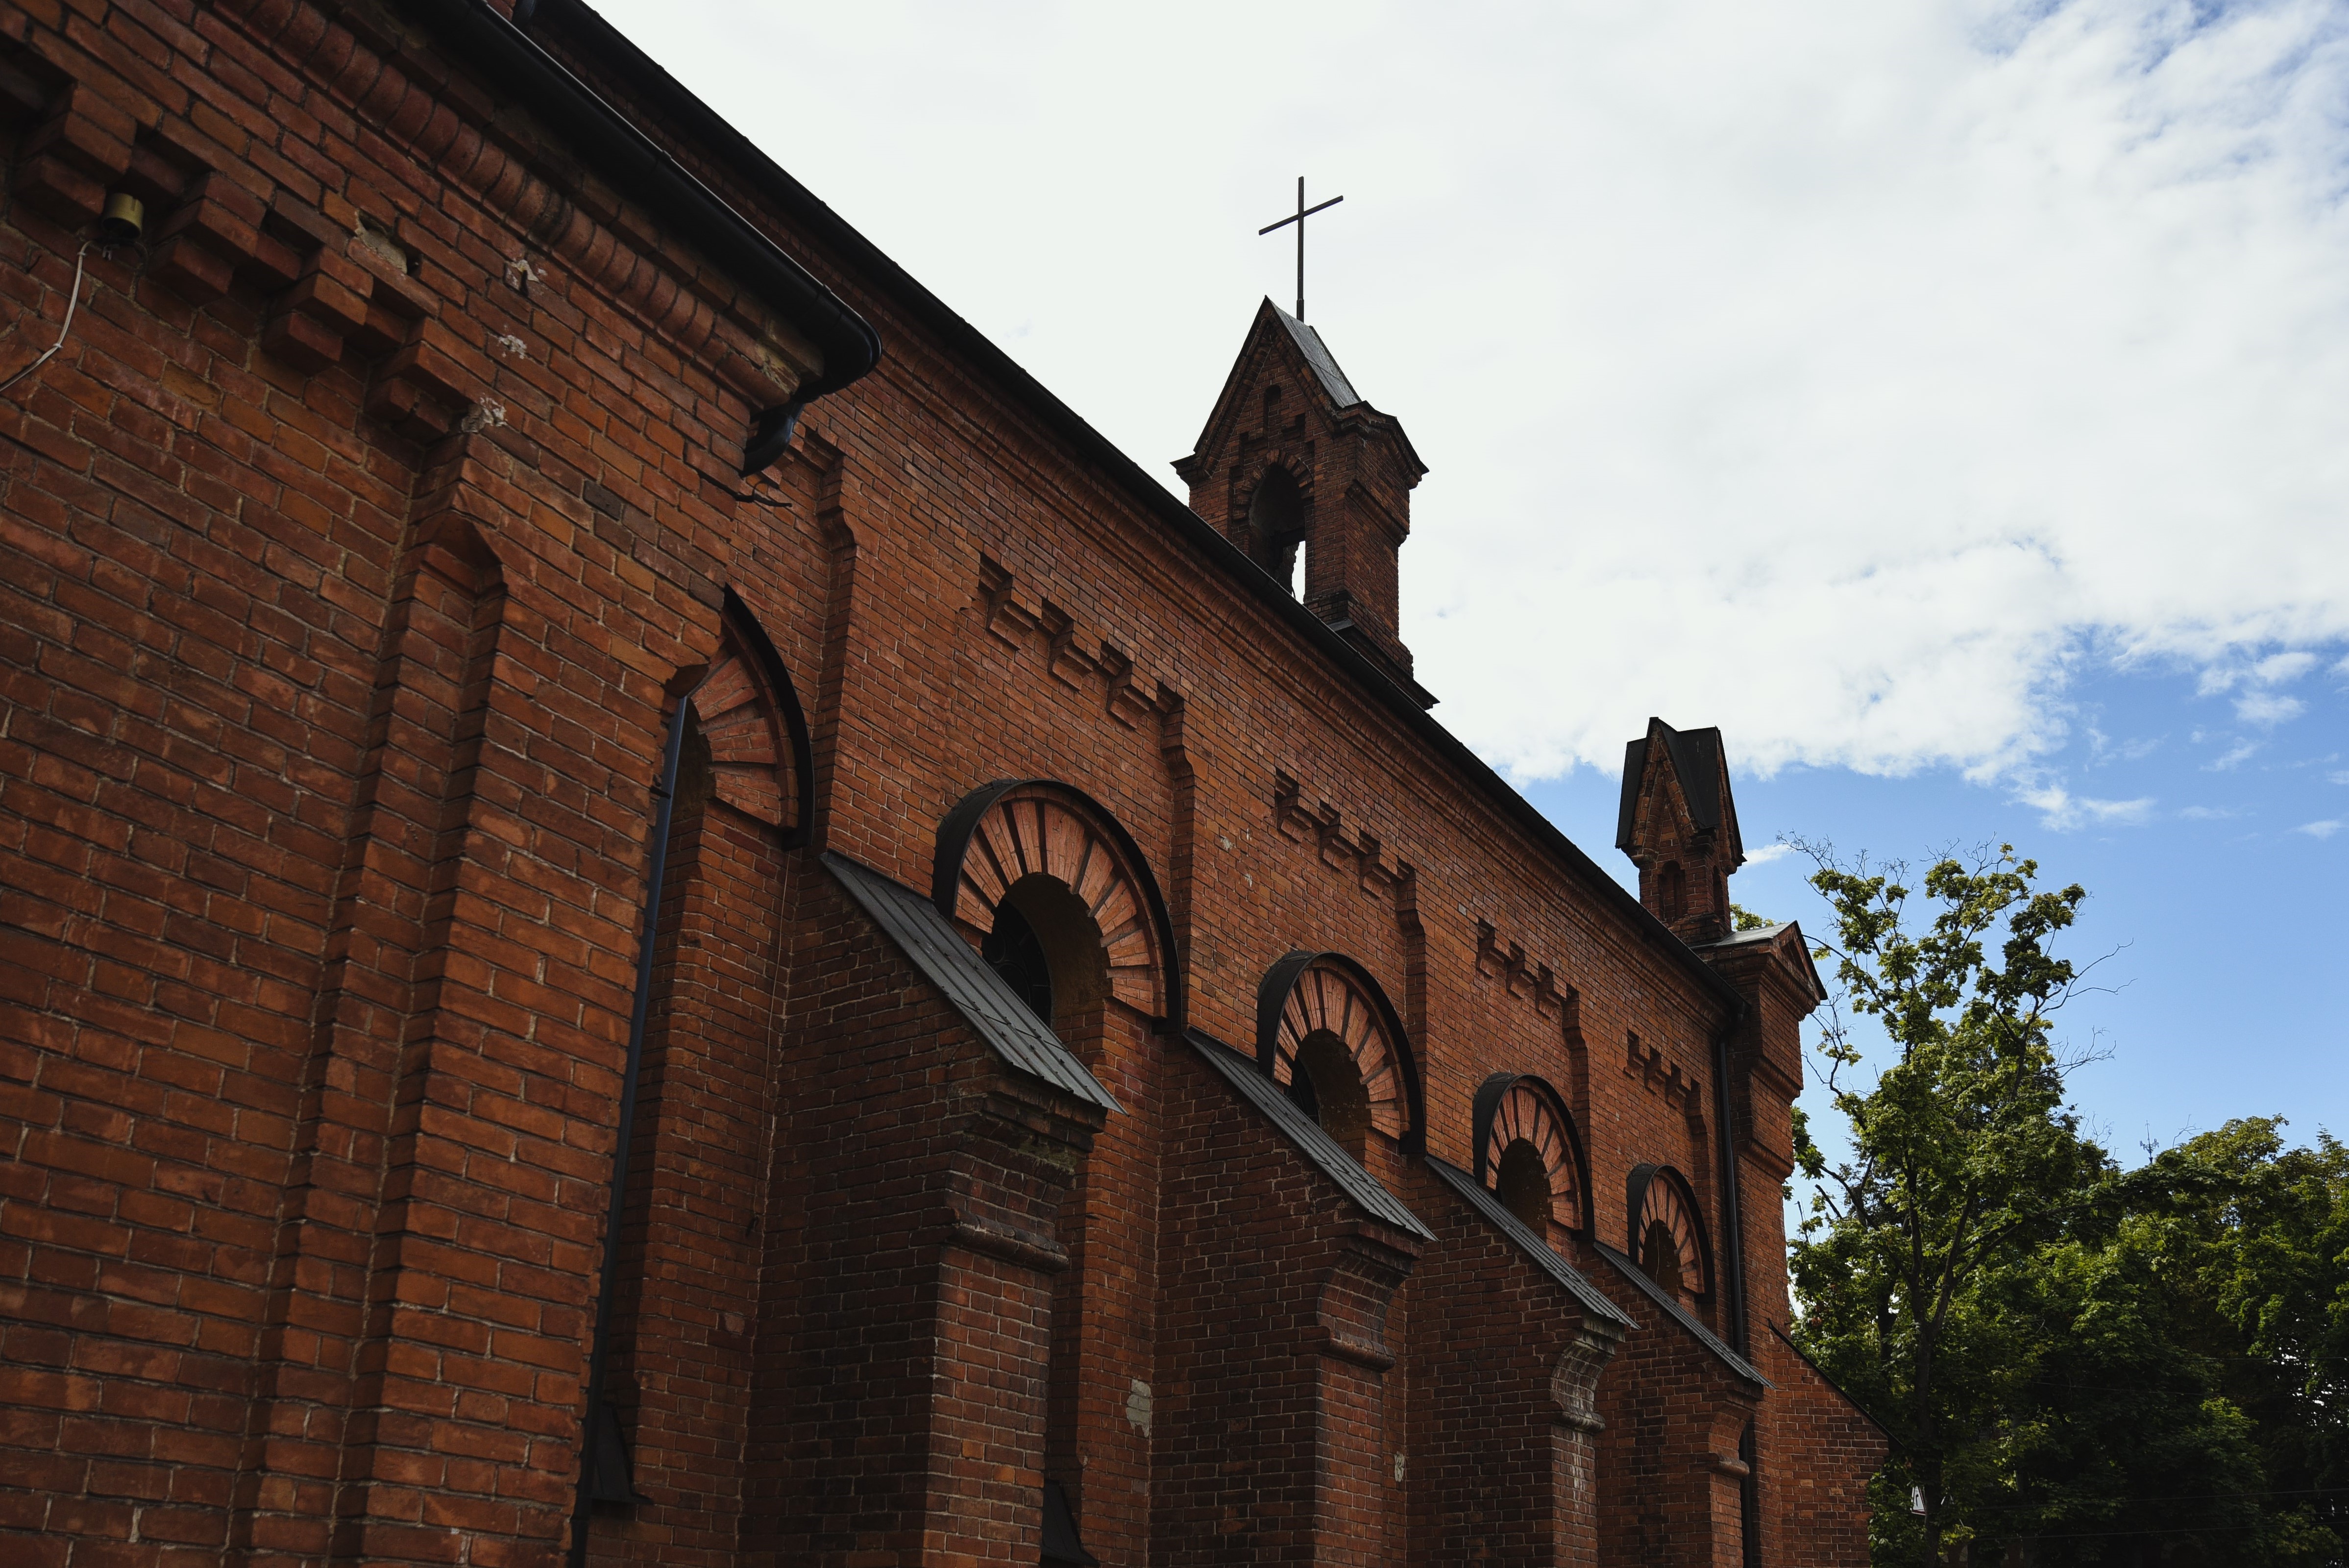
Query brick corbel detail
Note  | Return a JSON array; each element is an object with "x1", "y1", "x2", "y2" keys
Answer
[
  {"x1": 1311, "y1": 1221, "x2": 1418, "y2": 1373},
  {"x1": 11, "y1": 79, "x2": 135, "y2": 226}
]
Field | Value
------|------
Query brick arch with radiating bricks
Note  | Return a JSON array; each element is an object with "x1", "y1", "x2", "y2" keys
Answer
[
  {"x1": 1254, "y1": 952, "x2": 1423, "y2": 1147},
  {"x1": 1472, "y1": 1072, "x2": 1591, "y2": 1235},
  {"x1": 1627, "y1": 1162, "x2": 1713, "y2": 1304},
  {"x1": 930, "y1": 779, "x2": 1176, "y2": 1022},
  {"x1": 691, "y1": 587, "x2": 813, "y2": 840}
]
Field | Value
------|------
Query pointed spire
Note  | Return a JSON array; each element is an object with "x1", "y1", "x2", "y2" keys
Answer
[
  {"x1": 1616, "y1": 718, "x2": 1745, "y2": 945},
  {"x1": 1174, "y1": 300, "x2": 1430, "y2": 704}
]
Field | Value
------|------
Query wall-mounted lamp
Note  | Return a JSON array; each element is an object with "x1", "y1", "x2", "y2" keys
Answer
[{"x1": 95, "y1": 193, "x2": 144, "y2": 249}]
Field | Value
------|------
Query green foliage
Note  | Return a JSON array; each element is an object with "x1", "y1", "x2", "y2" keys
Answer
[
  {"x1": 1786, "y1": 842, "x2": 2349, "y2": 1566},
  {"x1": 1786, "y1": 842, "x2": 2112, "y2": 1563},
  {"x1": 1776, "y1": 845, "x2": 2349, "y2": 1568},
  {"x1": 1731, "y1": 900, "x2": 1776, "y2": 932}
]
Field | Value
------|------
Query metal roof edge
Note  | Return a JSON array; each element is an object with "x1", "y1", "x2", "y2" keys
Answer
[
  {"x1": 821, "y1": 851, "x2": 1120, "y2": 1115},
  {"x1": 409, "y1": 0, "x2": 879, "y2": 402},
  {"x1": 1768, "y1": 1321, "x2": 1898, "y2": 1447},
  {"x1": 1423, "y1": 1157, "x2": 1634, "y2": 1332},
  {"x1": 1591, "y1": 1241, "x2": 1771, "y2": 1389},
  {"x1": 1185, "y1": 1030, "x2": 1431, "y2": 1242}
]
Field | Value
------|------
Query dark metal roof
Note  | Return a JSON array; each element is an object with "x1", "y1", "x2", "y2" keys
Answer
[
  {"x1": 1186, "y1": 1030, "x2": 1431, "y2": 1240},
  {"x1": 1695, "y1": 921, "x2": 1787, "y2": 949},
  {"x1": 1591, "y1": 1241, "x2": 1770, "y2": 1388},
  {"x1": 1615, "y1": 719, "x2": 1740, "y2": 862},
  {"x1": 1272, "y1": 304, "x2": 1363, "y2": 409},
  {"x1": 1689, "y1": 920, "x2": 1831, "y2": 1002},
  {"x1": 823, "y1": 853, "x2": 1120, "y2": 1114},
  {"x1": 1425, "y1": 1158, "x2": 1633, "y2": 1331}
]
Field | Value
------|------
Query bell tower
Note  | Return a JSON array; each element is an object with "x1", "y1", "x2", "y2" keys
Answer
[
  {"x1": 1174, "y1": 299, "x2": 1430, "y2": 704},
  {"x1": 1616, "y1": 718, "x2": 1746, "y2": 946}
]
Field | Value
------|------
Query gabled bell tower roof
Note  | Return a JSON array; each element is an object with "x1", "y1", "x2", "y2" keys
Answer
[{"x1": 1174, "y1": 300, "x2": 1430, "y2": 702}]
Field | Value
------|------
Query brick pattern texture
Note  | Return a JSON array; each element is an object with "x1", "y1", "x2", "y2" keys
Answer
[{"x1": 0, "y1": 1, "x2": 1886, "y2": 1564}]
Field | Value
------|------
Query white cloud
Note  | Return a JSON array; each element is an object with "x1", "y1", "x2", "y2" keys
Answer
[
  {"x1": 2235, "y1": 691, "x2": 2308, "y2": 726},
  {"x1": 2206, "y1": 739, "x2": 2262, "y2": 772},
  {"x1": 2254, "y1": 652, "x2": 2320, "y2": 686},
  {"x1": 2331, "y1": 770, "x2": 2349, "y2": 785},
  {"x1": 2087, "y1": 726, "x2": 2163, "y2": 766},
  {"x1": 602, "y1": 0, "x2": 2349, "y2": 785},
  {"x1": 2295, "y1": 819, "x2": 2344, "y2": 838},
  {"x1": 1742, "y1": 842, "x2": 1795, "y2": 867},
  {"x1": 2018, "y1": 784, "x2": 2158, "y2": 832},
  {"x1": 2178, "y1": 804, "x2": 2245, "y2": 820}
]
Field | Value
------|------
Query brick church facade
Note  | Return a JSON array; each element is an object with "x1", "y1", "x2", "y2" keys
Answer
[{"x1": 0, "y1": 0, "x2": 1887, "y2": 1563}]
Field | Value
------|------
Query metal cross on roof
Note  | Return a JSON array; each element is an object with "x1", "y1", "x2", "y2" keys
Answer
[{"x1": 1258, "y1": 176, "x2": 1344, "y2": 321}]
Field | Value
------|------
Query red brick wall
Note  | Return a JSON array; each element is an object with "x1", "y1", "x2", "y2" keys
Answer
[
  {"x1": 1400, "y1": 1170, "x2": 1623, "y2": 1568},
  {"x1": 1150, "y1": 1043, "x2": 1419, "y2": 1567},
  {"x1": 0, "y1": 0, "x2": 1883, "y2": 1562},
  {"x1": 1756, "y1": 1328, "x2": 1890, "y2": 1568},
  {"x1": 1585, "y1": 1253, "x2": 1764, "y2": 1567}
]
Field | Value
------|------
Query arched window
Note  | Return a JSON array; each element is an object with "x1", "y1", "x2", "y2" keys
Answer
[
  {"x1": 982, "y1": 901, "x2": 1055, "y2": 1025},
  {"x1": 1471, "y1": 1073, "x2": 1590, "y2": 1240},
  {"x1": 1626, "y1": 1163, "x2": 1712, "y2": 1314},
  {"x1": 932, "y1": 781, "x2": 1178, "y2": 1568},
  {"x1": 936, "y1": 782, "x2": 1172, "y2": 1020},
  {"x1": 582, "y1": 592, "x2": 808, "y2": 1530},
  {"x1": 1255, "y1": 951, "x2": 1421, "y2": 1159}
]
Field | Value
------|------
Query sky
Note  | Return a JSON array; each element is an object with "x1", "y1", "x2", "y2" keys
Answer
[{"x1": 591, "y1": 0, "x2": 2349, "y2": 1165}]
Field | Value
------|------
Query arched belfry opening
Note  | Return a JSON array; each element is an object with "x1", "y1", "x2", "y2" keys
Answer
[
  {"x1": 933, "y1": 780, "x2": 1178, "y2": 1568},
  {"x1": 1616, "y1": 717, "x2": 1745, "y2": 945},
  {"x1": 1172, "y1": 298, "x2": 1432, "y2": 705},
  {"x1": 1247, "y1": 464, "x2": 1308, "y2": 595}
]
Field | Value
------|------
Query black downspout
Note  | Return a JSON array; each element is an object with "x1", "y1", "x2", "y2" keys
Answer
[
  {"x1": 566, "y1": 689, "x2": 696, "y2": 1568},
  {"x1": 1710, "y1": 999, "x2": 1752, "y2": 1355}
]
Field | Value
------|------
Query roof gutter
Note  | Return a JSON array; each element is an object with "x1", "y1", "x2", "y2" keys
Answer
[{"x1": 398, "y1": 0, "x2": 881, "y2": 455}]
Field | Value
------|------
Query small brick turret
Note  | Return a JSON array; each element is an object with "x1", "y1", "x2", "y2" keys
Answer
[
  {"x1": 1616, "y1": 717, "x2": 1746, "y2": 945},
  {"x1": 1175, "y1": 298, "x2": 1430, "y2": 703}
]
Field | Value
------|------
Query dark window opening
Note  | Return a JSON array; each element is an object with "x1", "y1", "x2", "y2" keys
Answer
[
  {"x1": 1289, "y1": 1029, "x2": 1370, "y2": 1158},
  {"x1": 984, "y1": 902, "x2": 1054, "y2": 1025},
  {"x1": 1659, "y1": 861, "x2": 1687, "y2": 922},
  {"x1": 1248, "y1": 466, "x2": 1305, "y2": 592},
  {"x1": 1285, "y1": 1061, "x2": 1321, "y2": 1120},
  {"x1": 1643, "y1": 1218, "x2": 1684, "y2": 1298},
  {"x1": 1496, "y1": 1139, "x2": 1554, "y2": 1231}
]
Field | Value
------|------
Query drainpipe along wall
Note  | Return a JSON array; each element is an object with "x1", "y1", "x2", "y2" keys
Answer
[
  {"x1": 566, "y1": 686, "x2": 698, "y2": 1567},
  {"x1": 1711, "y1": 1001, "x2": 1752, "y2": 1355}
]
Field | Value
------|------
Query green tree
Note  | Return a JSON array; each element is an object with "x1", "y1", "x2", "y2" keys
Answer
[
  {"x1": 1788, "y1": 844, "x2": 2348, "y2": 1566},
  {"x1": 2125, "y1": 1119, "x2": 2349, "y2": 1563},
  {"x1": 1786, "y1": 842, "x2": 2112, "y2": 1564}
]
